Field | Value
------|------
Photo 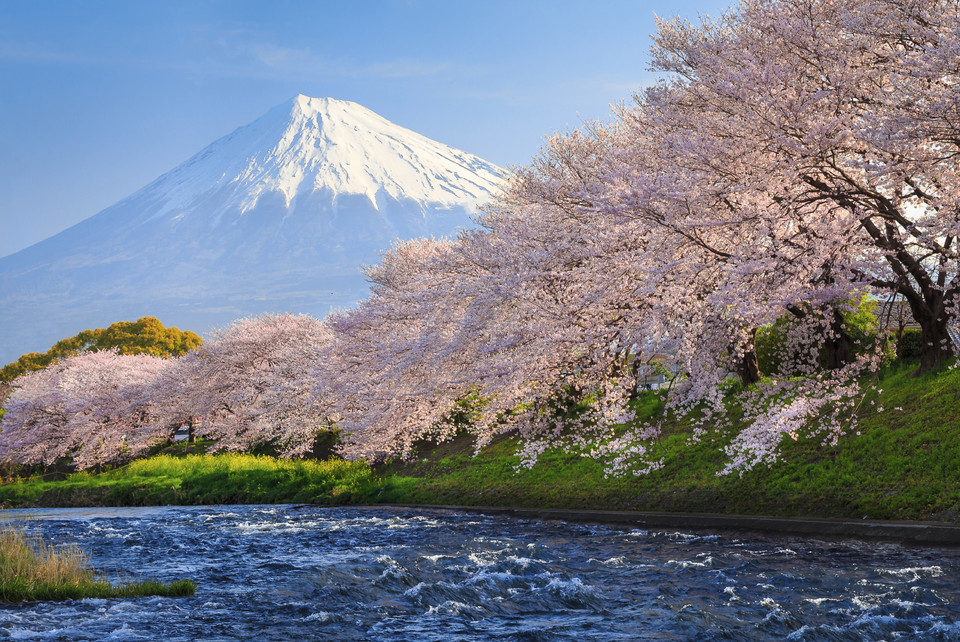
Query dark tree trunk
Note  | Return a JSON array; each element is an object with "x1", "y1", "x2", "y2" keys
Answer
[
  {"x1": 788, "y1": 304, "x2": 853, "y2": 371},
  {"x1": 822, "y1": 308, "x2": 853, "y2": 371},
  {"x1": 917, "y1": 316, "x2": 954, "y2": 374},
  {"x1": 905, "y1": 292, "x2": 954, "y2": 375},
  {"x1": 627, "y1": 358, "x2": 643, "y2": 402},
  {"x1": 736, "y1": 328, "x2": 762, "y2": 385}
]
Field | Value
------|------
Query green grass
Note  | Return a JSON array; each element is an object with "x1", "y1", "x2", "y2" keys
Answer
[
  {"x1": 376, "y1": 361, "x2": 960, "y2": 521},
  {"x1": 0, "y1": 453, "x2": 389, "y2": 508},
  {"x1": 0, "y1": 520, "x2": 195, "y2": 602}
]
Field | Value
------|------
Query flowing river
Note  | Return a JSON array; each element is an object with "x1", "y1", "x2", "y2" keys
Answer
[{"x1": 1, "y1": 504, "x2": 958, "y2": 640}]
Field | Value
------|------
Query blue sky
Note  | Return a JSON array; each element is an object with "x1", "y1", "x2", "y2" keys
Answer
[{"x1": 0, "y1": 0, "x2": 733, "y2": 258}]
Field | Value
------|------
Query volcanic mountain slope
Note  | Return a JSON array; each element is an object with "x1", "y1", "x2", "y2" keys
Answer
[{"x1": 0, "y1": 95, "x2": 505, "y2": 363}]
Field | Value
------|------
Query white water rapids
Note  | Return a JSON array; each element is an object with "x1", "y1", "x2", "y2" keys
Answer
[{"x1": 1, "y1": 505, "x2": 958, "y2": 640}]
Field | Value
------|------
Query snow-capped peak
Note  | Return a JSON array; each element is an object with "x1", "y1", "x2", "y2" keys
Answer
[
  {"x1": 0, "y1": 96, "x2": 506, "y2": 365},
  {"x1": 138, "y1": 94, "x2": 504, "y2": 223}
]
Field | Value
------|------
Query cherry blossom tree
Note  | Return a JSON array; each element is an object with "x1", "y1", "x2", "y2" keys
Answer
[
  {"x1": 150, "y1": 313, "x2": 331, "y2": 457},
  {"x1": 462, "y1": 0, "x2": 959, "y2": 472},
  {"x1": 0, "y1": 315, "x2": 331, "y2": 468},
  {"x1": 319, "y1": 191, "x2": 673, "y2": 466},
  {"x1": 326, "y1": 0, "x2": 959, "y2": 474},
  {"x1": 645, "y1": 0, "x2": 960, "y2": 373},
  {"x1": 0, "y1": 351, "x2": 171, "y2": 469},
  {"x1": 316, "y1": 238, "x2": 472, "y2": 461}
]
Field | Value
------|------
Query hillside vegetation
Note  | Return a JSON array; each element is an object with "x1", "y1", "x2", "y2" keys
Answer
[
  {"x1": 0, "y1": 361, "x2": 957, "y2": 522},
  {"x1": 0, "y1": 454, "x2": 384, "y2": 508},
  {"x1": 376, "y1": 362, "x2": 960, "y2": 521}
]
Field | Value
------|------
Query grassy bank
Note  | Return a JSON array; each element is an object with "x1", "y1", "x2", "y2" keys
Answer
[
  {"x1": 375, "y1": 362, "x2": 960, "y2": 522},
  {"x1": 0, "y1": 453, "x2": 386, "y2": 508},
  {"x1": 0, "y1": 362, "x2": 957, "y2": 522},
  {"x1": 0, "y1": 521, "x2": 194, "y2": 602}
]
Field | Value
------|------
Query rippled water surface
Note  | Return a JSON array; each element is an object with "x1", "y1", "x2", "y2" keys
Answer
[{"x1": 1, "y1": 505, "x2": 959, "y2": 640}]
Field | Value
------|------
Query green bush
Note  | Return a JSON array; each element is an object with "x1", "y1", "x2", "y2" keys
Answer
[
  {"x1": 756, "y1": 316, "x2": 793, "y2": 375},
  {"x1": 896, "y1": 328, "x2": 923, "y2": 361},
  {"x1": 757, "y1": 296, "x2": 881, "y2": 376}
]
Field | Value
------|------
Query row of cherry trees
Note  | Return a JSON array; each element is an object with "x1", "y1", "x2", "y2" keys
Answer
[
  {"x1": 1, "y1": 0, "x2": 957, "y2": 473},
  {"x1": 321, "y1": 0, "x2": 960, "y2": 472},
  {"x1": 0, "y1": 315, "x2": 328, "y2": 469}
]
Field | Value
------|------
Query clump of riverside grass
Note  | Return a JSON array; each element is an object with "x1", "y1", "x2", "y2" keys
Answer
[{"x1": 0, "y1": 520, "x2": 195, "y2": 602}]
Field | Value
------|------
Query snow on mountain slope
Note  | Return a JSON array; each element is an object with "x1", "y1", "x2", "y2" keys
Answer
[{"x1": 0, "y1": 95, "x2": 506, "y2": 364}]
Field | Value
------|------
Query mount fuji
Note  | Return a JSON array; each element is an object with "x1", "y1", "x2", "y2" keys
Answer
[{"x1": 0, "y1": 95, "x2": 505, "y2": 363}]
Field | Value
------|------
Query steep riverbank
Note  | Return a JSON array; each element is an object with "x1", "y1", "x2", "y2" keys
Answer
[{"x1": 374, "y1": 362, "x2": 960, "y2": 523}]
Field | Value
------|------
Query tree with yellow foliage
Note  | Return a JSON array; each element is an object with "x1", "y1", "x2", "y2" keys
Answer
[{"x1": 0, "y1": 317, "x2": 201, "y2": 382}]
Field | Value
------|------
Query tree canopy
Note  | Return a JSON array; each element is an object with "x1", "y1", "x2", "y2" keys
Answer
[
  {"x1": 0, "y1": 317, "x2": 202, "y2": 382},
  {"x1": 316, "y1": 0, "x2": 960, "y2": 472},
  {"x1": 0, "y1": 315, "x2": 328, "y2": 469}
]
